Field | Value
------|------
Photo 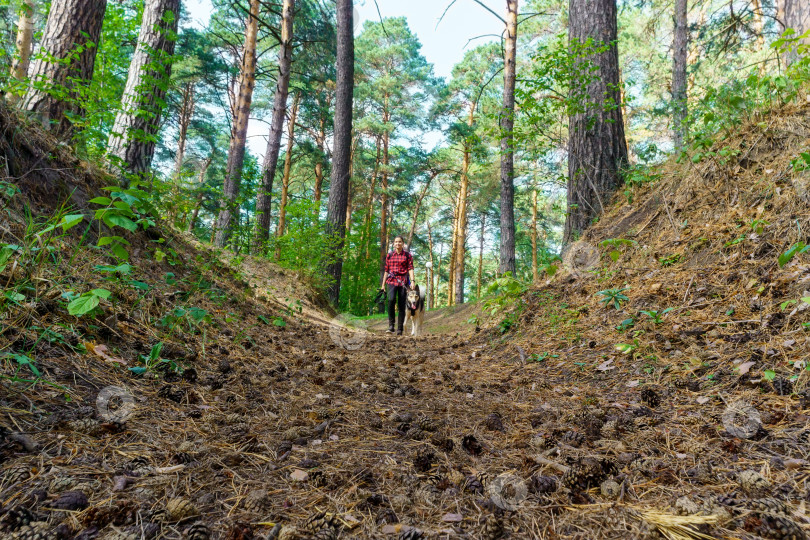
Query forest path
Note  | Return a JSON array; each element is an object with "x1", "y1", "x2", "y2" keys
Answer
[{"x1": 365, "y1": 301, "x2": 483, "y2": 335}]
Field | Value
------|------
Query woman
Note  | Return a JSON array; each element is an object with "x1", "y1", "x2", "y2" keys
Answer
[{"x1": 380, "y1": 236, "x2": 416, "y2": 335}]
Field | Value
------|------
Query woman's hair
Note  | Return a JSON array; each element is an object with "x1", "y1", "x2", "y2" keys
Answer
[{"x1": 393, "y1": 235, "x2": 404, "y2": 243}]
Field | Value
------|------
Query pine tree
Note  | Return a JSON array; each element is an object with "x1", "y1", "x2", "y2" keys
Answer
[
  {"x1": 22, "y1": 0, "x2": 107, "y2": 136},
  {"x1": 564, "y1": 0, "x2": 628, "y2": 244},
  {"x1": 107, "y1": 0, "x2": 181, "y2": 184}
]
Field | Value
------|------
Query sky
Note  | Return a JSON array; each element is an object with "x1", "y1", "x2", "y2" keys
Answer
[{"x1": 183, "y1": 0, "x2": 504, "y2": 158}]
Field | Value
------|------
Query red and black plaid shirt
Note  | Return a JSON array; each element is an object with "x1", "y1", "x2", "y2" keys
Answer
[{"x1": 385, "y1": 250, "x2": 414, "y2": 286}]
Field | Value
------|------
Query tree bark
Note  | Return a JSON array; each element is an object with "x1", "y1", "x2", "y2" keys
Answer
[
  {"x1": 23, "y1": 0, "x2": 106, "y2": 136},
  {"x1": 477, "y1": 213, "x2": 485, "y2": 298},
  {"x1": 406, "y1": 173, "x2": 435, "y2": 248},
  {"x1": 363, "y1": 136, "x2": 381, "y2": 259},
  {"x1": 453, "y1": 101, "x2": 476, "y2": 304},
  {"x1": 188, "y1": 156, "x2": 213, "y2": 232},
  {"x1": 274, "y1": 92, "x2": 301, "y2": 251},
  {"x1": 448, "y1": 187, "x2": 461, "y2": 305},
  {"x1": 168, "y1": 81, "x2": 195, "y2": 224},
  {"x1": 324, "y1": 0, "x2": 354, "y2": 306},
  {"x1": 427, "y1": 220, "x2": 435, "y2": 309},
  {"x1": 379, "y1": 107, "x2": 390, "y2": 282},
  {"x1": 254, "y1": 0, "x2": 295, "y2": 251},
  {"x1": 214, "y1": 0, "x2": 260, "y2": 247},
  {"x1": 564, "y1": 0, "x2": 628, "y2": 245},
  {"x1": 672, "y1": 0, "x2": 688, "y2": 150},
  {"x1": 10, "y1": 0, "x2": 35, "y2": 98},
  {"x1": 782, "y1": 0, "x2": 810, "y2": 65},
  {"x1": 531, "y1": 189, "x2": 538, "y2": 283},
  {"x1": 107, "y1": 0, "x2": 181, "y2": 184},
  {"x1": 313, "y1": 115, "x2": 327, "y2": 209},
  {"x1": 499, "y1": 0, "x2": 518, "y2": 275},
  {"x1": 752, "y1": 0, "x2": 765, "y2": 50}
]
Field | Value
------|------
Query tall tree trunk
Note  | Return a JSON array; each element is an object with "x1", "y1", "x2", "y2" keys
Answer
[
  {"x1": 188, "y1": 156, "x2": 213, "y2": 232},
  {"x1": 672, "y1": 0, "x2": 688, "y2": 150},
  {"x1": 378, "y1": 119, "x2": 390, "y2": 281},
  {"x1": 453, "y1": 101, "x2": 476, "y2": 304},
  {"x1": 23, "y1": 0, "x2": 107, "y2": 136},
  {"x1": 564, "y1": 0, "x2": 628, "y2": 244},
  {"x1": 531, "y1": 189, "x2": 538, "y2": 283},
  {"x1": 782, "y1": 0, "x2": 810, "y2": 65},
  {"x1": 687, "y1": 5, "x2": 706, "y2": 91},
  {"x1": 448, "y1": 188, "x2": 461, "y2": 305},
  {"x1": 406, "y1": 174, "x2": 435, "y2": 248},
  {"x1": 313, "y1": 115, "x2": 327, "y2": 209},
  {"x1": 254, "y1": 0, "x2": 295, "y2": 251},
  {"x1": 9, "y1": 0, "x2": 35, "y2": 100},
  {"x1": 752, "y1": 0, "x2": 765, "y2": 49},
  {"x1": 363, "y1": 136, "x2": 381, "y2": 258},
  {"x1": 174, "y1": 82, "x2": 195, "y2": 181},
  {"x1": 168, "y1": 81, "x2": 195, "y2": 224},
  {"x1": 499, "y1": 0, "x2": 518, "y2": 275},
  {"x1": 345, "y1": 181, "x2": 353, "y2": 236},
  {"x1": 274, "y1": 92, "x2": 301, "y2": 252},
  {"x1": 214, "y1": 0, "x2": 260, "y2": 247},
  {"x1": 107, "y1": 0, "x2": 181, "y2": 184},
  {"x1": 324, "y1": 0, "x2": 354, "y2": 306},
  {"x1": 477, "y1": 213, "x2": 485, "y2": 298},
  {"x1": 427, "y1": 220, "x2": 435, "y2": 309}
]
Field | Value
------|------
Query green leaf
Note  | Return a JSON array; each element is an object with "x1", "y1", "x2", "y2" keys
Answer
[
  {"x1": 609, "y1": 250, "x2": 621, "y2": 261},
  {"x1": 91, "y1": 288, "x2": 111, "y2": 299},
  {"x1": 128, "y1": 366, "x2": 147, "y2": 375},
  {"x1": 103, "y1": 213, "x2": 138, "y2": 232},
  {"x1": 67, "y1": 294, "x2": 100, "y2": 316},
  {"x1": 155, "y1": 249, "x2": 166, "y2": 262},
  {"x1": 258, "y1": 315, "x2": 270, "y2": 325},
  {"x1": 801, "y1": 297, "x2": 810, "y2": 305},
  {"x1": 273, "y1": 317, "x2": 287, "y2": 327},
  {"x1": 2, "y1": 352, "x2": 40, "y2": 376},
  {"x1": 111, "y1": 243, "x2": 129, "y2": 261},
  {"x1": 763, "y1": 370, "x2": 776, "y2": 381},
  {"x1": 89, "y1": 196, "x2": 112, "y2": 205},
  {"x1": 97, "y1": 236, "x2": 129, "y2": 247},
  {"x1": 149, "y1": 342, "x2": 163, "y2": 362},
  {"x1": 127, "y1": 280, "x2": 149, "y2": 290},
  {"x1": 60, "y1": 214, "x2": 85, "y2": 232},
  {"x1": 0, "y1": 246, "x2": 13, "y2": 273}
]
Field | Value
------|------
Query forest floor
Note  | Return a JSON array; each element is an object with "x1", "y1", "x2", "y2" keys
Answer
[{"x1": 4, "y1": 103, "x2": 810, "y2": 540}]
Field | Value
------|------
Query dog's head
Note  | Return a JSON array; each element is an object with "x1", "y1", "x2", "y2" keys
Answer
[{"x1": 406, "y1": 285, "x2": 420, "y2": 310}]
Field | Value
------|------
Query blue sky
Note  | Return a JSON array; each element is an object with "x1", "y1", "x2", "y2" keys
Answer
[{"x1": 184, "y1": 0, "x2": 503, "y2": 157}]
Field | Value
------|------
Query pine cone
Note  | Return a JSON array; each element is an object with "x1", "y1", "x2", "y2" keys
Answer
[
  {"x1": 528, "y1": 474, "x2": 557, "y2": 495},
  {"x1": 484, "y1": 413, "x2": 504, "y2": 432},
  {"x1": 398, "y1": 528, "x2": 424, "y2": 540},
  {"x1": 561, "y1": 430, "x2": 585, "y2": 447},
  {"x1": 561, "y1": 464, "x2": 589, "y2": 491},
  {"x1": 480, "y1": 515, "x2": 505, "y2": 540},
  {"x1": 9, "y1": 522, "x2": 61, "y2": 540},
  {"x1": 51, "y1": 490, "x2": 88, "y2": 511},
  {"x1": 758, "y1": 513, "x2": 806, "y2": 539},
  {"x1": 166, "y1": 498, "x2": 197, "y2": 522},
  {"x1": 640, "y1": 387, "x2": 661, "y2": 408},
  {"x1": 128, "y1": 455, "x2": 152, "y2": 475},
  {"x1": 412, "y1": 448, "x2": 435, "y2": 473},
  {"x1": 2, "y1": 465, "x2": 31, "y2": 487},
  {"x1": 303, "y1": 512, "x2": 338, "y2": 536},
  {"x1": 461, "y1": 434, "x2": 483, "y2": 455},
  {"x1": 0, "y1": 506, "x2": 34, "y2": 532},
  {"x1": 771, "y1": 377, "x2": 793, "y2": 396},
  {"x1": 464, "y1": 474, "x2": 484, "y2": 494},
  {"x1": 415, "y1": 415, "x2": 437, "y2": 432}
]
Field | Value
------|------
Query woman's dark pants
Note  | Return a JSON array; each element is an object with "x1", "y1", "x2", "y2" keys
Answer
[{"x1": 387, "y1": 284, "x2": 406, "y2": 332}]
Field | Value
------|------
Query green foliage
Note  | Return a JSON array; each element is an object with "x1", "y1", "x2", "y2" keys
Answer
[
  {"x1": 639, "y1": 308, "x2": 674, "y2": 324},
  {"x1": 597, "y1": 287, "x2": 630, "y2": 310},
  {"x1": 658, "y1": 254, "x2": 682, "y2": 267},
  {"x1": 67, "y1": 288, "x2": 111, "y2": 316},
  {"x1": 778, "y1": 242, "x2": 810, "y2": 267},
  {"x1": 527, "y1": 351, "x2": 559, "y2": 363}
]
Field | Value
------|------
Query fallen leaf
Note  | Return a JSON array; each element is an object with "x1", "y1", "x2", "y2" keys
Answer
[
  {"x1": 696, "y1": 396, "x2": 710, "y2": 404},
  {"x1": 289, "y1": 469, "x2": 308, "y2": 482},
  {"x1": 92, "y1": 344, "x2": 127, "y2": 365},
  {"x1": 626, "y1": 380, "x2": 640, "y2": 388},
  {"x1": 737, "y1": 361, "x2": 756, "y2": 375},
  {"x1": 442, "y1": 513, "x2": 463, "y2": 522},
  {"x1": 596, "y1": 359, "x2": 615, "y2": 371}
]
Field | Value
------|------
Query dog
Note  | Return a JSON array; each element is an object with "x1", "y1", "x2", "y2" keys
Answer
[{"x1": 403, "y1": 284, "x2": 426, "y2": 336}]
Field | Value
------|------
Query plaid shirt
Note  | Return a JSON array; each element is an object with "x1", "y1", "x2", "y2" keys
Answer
[{"x1": 385, "y1": 250, "x2": 414, "y2": 286}]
